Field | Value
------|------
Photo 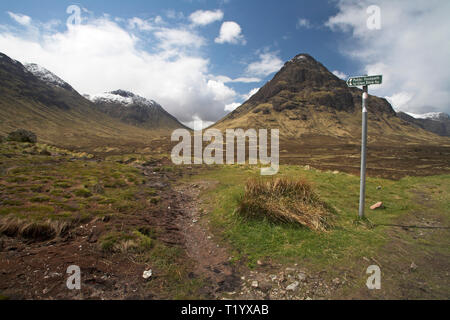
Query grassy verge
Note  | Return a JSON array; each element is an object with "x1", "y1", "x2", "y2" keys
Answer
[{"x1": 189, "y1": 164, "x2": 450, "y2": 271}]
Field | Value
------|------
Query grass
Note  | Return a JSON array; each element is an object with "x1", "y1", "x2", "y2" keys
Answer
[
  {"x1": 0, "y1": 141, "x2": 151, "y2": 239},
  {"x1": 188, "y1": 164, "x2": 450, "y2": 270},
  {"x1": 98, "y1": 227, "x2": 206, "y2": 299},
  {"x1": 0, "y1": 140, "x2": 206, "y2": 299},
  {"x1": 237, "y1": 177, "x2": 335, "y2": 231}
]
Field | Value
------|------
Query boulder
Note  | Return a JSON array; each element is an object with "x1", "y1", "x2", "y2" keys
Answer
[{"x1": 7, "y1": 129, "x2": 37, "y2": 143}]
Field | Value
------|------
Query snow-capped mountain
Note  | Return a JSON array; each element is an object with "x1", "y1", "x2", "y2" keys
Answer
[
  {"x1": 398, "y1": 111, "x2": 450, "y2": 137},
  {"x1": 86, "y1": 90, "x2": 159, "y2": 109},
  {"x1": 405, "y1": 112, "x2": 450, "y2": 121},
  {"x1": 86, "y1": 90, "x2": 186, "y2": 130},
  {"x1": 24, "y1": 63, "x2": 74, "y2": 91}
]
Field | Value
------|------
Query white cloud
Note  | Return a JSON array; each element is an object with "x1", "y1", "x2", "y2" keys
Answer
[
  {"x1": 246, "y1": 52, "x2": 283, "y2": 77},
  {"x1": 211, "y1": 75, "x2": 261, "y2": 83},
  {"x1": 326, "y1": 0, "x2": 450, "y2": 114},
  {"x1": 154, "y1": 27, "x2": 206, "y2": 50},
  {"x1": 385, "y1": 92, "x2": 413, "y2": 111},
  {"x1": 332, "y1": 70, "x2": 348, "y2": 80},
  {"x1": 242, "y1": 88, "x2": 260, "y2": 101},
  {"x1": 296, "y1": 18, "x2": 311, "y2": 29},
  {"x1": 182, "y1": 115, "x2": 214, "y2": 130},
  {"x1": 224, "y1": 102, "x2": 241, "y2": 112},
  {"x1": 128, "y1": 17, "x2": 153, "y2": 31},
  {"x1": 0, "y1": 15, "x2": 238, "y2": 123},
  {"x1": 215, "y1": 21, "x2": 246, "y2": 45},
  {"x1": 189, "y1": 10, "x2": 223, "y2": 26},
  {"x1": 7, "y1": 12, "x2": 32, "y2": 26}
]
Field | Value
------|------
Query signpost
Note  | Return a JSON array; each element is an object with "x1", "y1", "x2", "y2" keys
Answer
[{"x1": 347, "y1": 75, "x2": 382, "y2": 218}]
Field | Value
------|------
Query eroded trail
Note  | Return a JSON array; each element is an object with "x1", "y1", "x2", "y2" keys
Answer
[{"x1": 172, "y1": 181, "x2": 240, "y2": 298}]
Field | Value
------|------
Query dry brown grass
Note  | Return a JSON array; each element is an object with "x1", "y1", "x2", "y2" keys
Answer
[
  {"x1": 237, "y1": 177, "x2": 334, "y2": 231},
  {"x1": 0, "y1": 216, "x2": 71, "y2": 241}
]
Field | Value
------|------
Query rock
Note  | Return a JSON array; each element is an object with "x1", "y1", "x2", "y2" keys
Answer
[
  {"x1": 304, "y1": 165, "x2": 311, "y2": 170},
  {"x1": 286, "y1": 281, "x2": 299, "y2": 291},
  {"x1": 269, "y1": 275, "x2": 277, "y2": 282},
  {"x1": 142, "y1": 269, "x2": 152, "y2": 279},
  {"x1": 410, "y1": 262, "x2": 418, "y2": 271},
  {"x1": 297, "y1": 272, "x2": 307, "y2": 282},
  {"x1": 370, "y1": 202, "x2": 383, "y2": 210},
  {"x1": 257, "y1": 260, "x2": 263, "y2": 266},
  {"x1": 7, "y1": 129, "x2": 37, "y2": 143},
  {"x1": 251, "y1": 280, "x2": 259, "y2": 288},
  {"x1": 258, "y1": 280, "x2": 272, "y2": 293},
  {"x1": 376, "y1": 186, "x2": 382, "y2": 190},
  {"x1": 332, "y1": 170, "x2": 339, "y2": 174},
  {"x1": 332, "y1": 278, "x2": 340, "y2": 285}
]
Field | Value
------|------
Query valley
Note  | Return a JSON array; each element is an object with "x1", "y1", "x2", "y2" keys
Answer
[{"x1": 0, "y1": 50, "x2": 449, "y2": 300}]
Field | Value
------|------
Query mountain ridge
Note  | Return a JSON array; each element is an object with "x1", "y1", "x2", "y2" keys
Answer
[{"x1": 0, "y1": 52, "x2": 184, "y2": 151}]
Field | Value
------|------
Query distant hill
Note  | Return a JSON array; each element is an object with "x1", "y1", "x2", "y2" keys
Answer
[
  {"x1": 86, "y1": 90, "x2": 186, "y2": 130},
  {"x1": 214, "y1": 53, "x2": 447, "y2": 145},
  {"x1": 0, "y1": 52, "x2": 184, "y2": 151},
  {"x1": 397, "y1": 111, "x2": 450, "y2": 137}
]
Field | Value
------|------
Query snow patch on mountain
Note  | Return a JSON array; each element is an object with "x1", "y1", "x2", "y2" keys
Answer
[
  {"x1": 405, "y1": 112, "x2": 449, "y2": 120},
  {"x1": 87, "y1": 90, "x2": 159, "y2": 108},
  {"x1": 24, "y1": 63, "x2": 71, "y2": 89}
]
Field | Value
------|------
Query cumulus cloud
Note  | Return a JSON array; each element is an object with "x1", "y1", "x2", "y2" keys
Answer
[
  {"x1": 246, "y1": 52, "x2": 283, "y2": 77},
  {"x1": 0, "y1": 14, "x2": 239, "y2": 124},
  {"x1": 215, "y1": 21, "x2": 246, "y2": 45},
  {"x1": 189, "y1": 10, "x2": 223, "y2": 26},
  {"x1": 7, "y1": 12, "x2": 32, "y2": 26},
  {"x1": 332, "y1": 70, "x2": 348, "y2": 80},
  {"x1": 224, "y1": 102, "x2": 241, "y2": 112},
  {"x1": 326, "y1": 0, "x2": 450, "y2": 114}
]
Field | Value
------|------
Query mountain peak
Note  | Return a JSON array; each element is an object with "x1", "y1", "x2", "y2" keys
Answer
[
  {"x1": 87, "y1": 90, "x2": 158, "y2": 109},
  {"x1": 24, "y1": 63, "x2": 74, "y2": 91},
  {"x1": 87, "y1": 90, "x2": 185, "y2": 130}
]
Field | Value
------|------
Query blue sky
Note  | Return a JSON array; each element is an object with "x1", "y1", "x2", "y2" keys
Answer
[{"x1": 0, "y1": 0, "x2": 449, "y2": 126}]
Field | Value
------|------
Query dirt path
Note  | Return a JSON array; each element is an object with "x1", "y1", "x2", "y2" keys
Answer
[{"x1": 173, "y1": 181, "x2": 241, "y2": 298}]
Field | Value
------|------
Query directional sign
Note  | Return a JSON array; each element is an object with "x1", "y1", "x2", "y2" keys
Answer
[{"x1": 347, "y1": 75, "x2": 382, "y2": 87}]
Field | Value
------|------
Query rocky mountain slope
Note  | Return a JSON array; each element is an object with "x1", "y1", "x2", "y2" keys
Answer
[
  {"x1": 86, "y1": 90, "x2": 186, "y2": 130},
  {"x1": 214, "y1": 54, "x2": 446, "y2": 145},
  {"x1": 0, "y1": 52, "x2": 181, "y2": 151},
  {"x1": 397, "y1": 112, "x2": 450, "y2": 137}
]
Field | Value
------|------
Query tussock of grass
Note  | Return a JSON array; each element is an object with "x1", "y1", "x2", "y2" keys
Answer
[
  {"x1": 0, "y1": 216, "x2": 71, "y2": 240},
  {"x1": 99, "y1": 230, "x2": 153, "y2": 253},
  {"x1": 237, "y1": 177, "x2": 334, "y2": 232}
]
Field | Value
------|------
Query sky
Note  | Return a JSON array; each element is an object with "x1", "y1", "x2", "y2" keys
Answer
[{"x1": 0, "y1": 0, "x2": 449, "y2": 128}]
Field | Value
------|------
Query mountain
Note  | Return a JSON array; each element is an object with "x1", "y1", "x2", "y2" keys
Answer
[
  {"x1": 397, "y1": 111, "x2": 450, "y2": 137},
  {"x1": 0, "y1": 52, "x2": 181, "y2": 151},
  {"x1": 86, "y1": 90, "x2": 186, "y2": 130},
  {"x1": 24, "y1": 63, "x2": 75, "y2": 92},
  {"x1": 214, "y1": 53, "x2": 445, "y2": 145}
]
